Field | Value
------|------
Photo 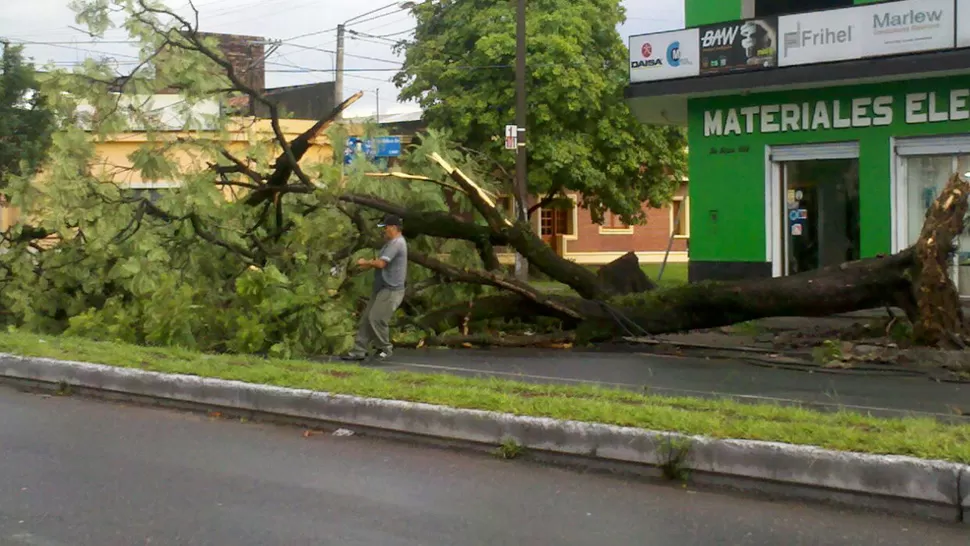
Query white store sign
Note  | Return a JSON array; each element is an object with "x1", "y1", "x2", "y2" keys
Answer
[
  {"x1": 778, "y1": 0, "x2": 955, "y2": 67},
  {"x1": 629, "y1": 28, "x2": 700, "y2": 83},
  {"x1": 958, "y1": 0, "x2": 970, "y2": 47}
]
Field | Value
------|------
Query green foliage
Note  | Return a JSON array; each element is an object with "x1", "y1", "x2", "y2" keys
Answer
[
  {"x1": 0, "y1": 43, "x2": 55, "y2": 193},
  {"x1": 0, "y1": 1, "x2": 513, "y2": 358},
  {"x1": 394, "y1": 0, "x2": 688, "y2": 223}
]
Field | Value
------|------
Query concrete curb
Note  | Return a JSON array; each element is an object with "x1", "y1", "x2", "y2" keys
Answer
[{"x1": 0, "y1": 353, "x2": 967, "y2": 523}]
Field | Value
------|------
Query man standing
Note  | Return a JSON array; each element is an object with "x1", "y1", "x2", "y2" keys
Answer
[{"x1": 342, "y1": 214, "x2": 408, "y2": 362}]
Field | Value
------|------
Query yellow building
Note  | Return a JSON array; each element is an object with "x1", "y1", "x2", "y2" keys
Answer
[{"x1": 0, "y1": 114, "x2": 338, "y2": 232}]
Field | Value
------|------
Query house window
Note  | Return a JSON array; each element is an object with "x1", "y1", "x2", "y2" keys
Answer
[
  {"x1": 540, "y1": 207, "x2": 572, "y2": 236},
  {"x1": 121, "y1": 182, "x2": 180, "y2": 204},
  {"x1": 497, "y1": 195, "x2": 516, "y2": 218},
  {"x1": 599, "y1": 211, "x2": 634, "y2": 235},
  {"x1": 671, "y1": 197, "x2": 689, "y2": 238}
]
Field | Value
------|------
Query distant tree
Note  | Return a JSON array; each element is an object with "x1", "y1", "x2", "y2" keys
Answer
[
  {"x1": 393, "y1": 0, "x2": 687, "y2": 223},
  {"x1": 0, "y1": 43, "x2": 55, "y2": 194}
]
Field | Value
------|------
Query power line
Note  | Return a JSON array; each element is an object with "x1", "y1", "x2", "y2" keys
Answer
[
  {"x1": 8, "y1": 39, "x2": 141, "y2": 60},
  {"x1": 345, "y1": 8, "x2": 407, "y2": 28},
  {"x1": 277, "y1": 42, "x2": 401, "y2": 65},
  {"x1": 347, "y1": 29, "x2": 399, "y2": 44},
  {"x1": 343, "y1": 1, "x2": 404, "y2": 26},
  {"x1": 369, "y1": 28, "x2": 415, "y2": 39}
]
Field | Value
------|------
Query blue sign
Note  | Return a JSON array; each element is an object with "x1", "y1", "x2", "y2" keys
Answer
[
  {"x1": 344, "y1": 136, "x2": 401, "y2": 164},
  {"x1": 788, "y1": 210, "x2": 799, "y2": 222},
  {"x1": 373, "y1": 136, "x2": 402, "y2": 158}
]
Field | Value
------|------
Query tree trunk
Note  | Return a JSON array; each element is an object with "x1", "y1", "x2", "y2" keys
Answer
[{"x1": 413, "y1": 174, "x2": 970, "y2": 348}]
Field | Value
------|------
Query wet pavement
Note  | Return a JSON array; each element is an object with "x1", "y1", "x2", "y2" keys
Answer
[
  {"x1": 374, "y1": 348, "x2": 970, "y2": 421},
  {"x1": 0, "y1": 387, "x2": 966, "y2": 545}
]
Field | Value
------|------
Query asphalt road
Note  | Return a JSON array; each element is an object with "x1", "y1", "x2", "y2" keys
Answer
[
  {"x1": 0, "y1": 388, "x2": 966, "y2": 545},
  {"x1": 377, "y1": 348, "x2": 970, "y2": 420}
]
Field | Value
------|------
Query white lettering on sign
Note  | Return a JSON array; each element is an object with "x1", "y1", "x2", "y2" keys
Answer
[
  {"x1": 904, "y1": 91, "x2": 970, "y2": 124},
  {"x1": 700, "y1": 94, "x2": 942, "y2": 137},
  {"x1": 700, "y1": 26, "x2": 739, "y2": 48},
  {"x1": 872, "y1": 8, "x2": 945, "y2": 31}
]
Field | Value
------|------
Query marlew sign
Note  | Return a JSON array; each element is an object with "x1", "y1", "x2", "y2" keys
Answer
[
  {"x1": 777, "y1": 0, "x2": 954, "y2": 67},
  {"x1": 873, "y1": 8, "x2": 945, "y2": 31},
  {"x1": 702, "y1": 89, "x2": 970, "y2": 137}
]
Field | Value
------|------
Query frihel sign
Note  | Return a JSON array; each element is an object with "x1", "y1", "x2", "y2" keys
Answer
[{"x1": 698, "y1": 18, "x2": 778, "y2": 75}]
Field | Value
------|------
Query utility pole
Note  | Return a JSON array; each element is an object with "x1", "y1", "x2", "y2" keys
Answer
[
  {"x1": 513, "y1": 0, "x2": 529, "y2": 280},
  {"x1": 376, "y1": 87, "x2": 380, "y2": 124},
  {"x1": 335, "y1": 23, "x2": 345, "y2": 119}
]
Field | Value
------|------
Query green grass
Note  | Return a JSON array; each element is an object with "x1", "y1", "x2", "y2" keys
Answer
[{"x1": 0, "y1": 330, "x2": 968, "y2": 463}]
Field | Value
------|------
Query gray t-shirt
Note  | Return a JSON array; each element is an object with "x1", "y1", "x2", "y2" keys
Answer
[{"x1": 373, "y1": 236, "x2": 407, "y2": 291}]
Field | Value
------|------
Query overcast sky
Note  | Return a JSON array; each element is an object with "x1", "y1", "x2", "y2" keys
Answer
[{"x1": 0, "y1": 0, "x2": 684, "y2": 118}]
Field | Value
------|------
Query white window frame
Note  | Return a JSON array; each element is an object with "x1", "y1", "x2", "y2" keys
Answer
[
  {"x1": 893, "y1": 135, "x2": 970, "y2": 252},
  {"x1": 892, "y1": 135, "x2": 970, "y2": 297},
  {"x1": 765, "y1": 142, "x2": 860, "y2": 277}
]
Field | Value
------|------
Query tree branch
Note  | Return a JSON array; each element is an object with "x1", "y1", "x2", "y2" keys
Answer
[
  {"x1": 527, "y1": 184, "x2": 564, "y2": 216},
  {"x1": 407, "y1": 250, "x2": 581, "y2": 319},
  {"x1": 141, "y1": 200, "x2": 258, "y2": 263}
]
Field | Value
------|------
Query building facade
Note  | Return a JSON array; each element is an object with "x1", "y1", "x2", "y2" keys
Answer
[{"x1": 626, "y1": 0, "x2": 970, "y2": 295}]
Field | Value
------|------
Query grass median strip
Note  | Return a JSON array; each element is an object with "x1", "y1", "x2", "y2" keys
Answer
[{"x1": 0, "y1": 330, "x2": 968, "y2": 463}]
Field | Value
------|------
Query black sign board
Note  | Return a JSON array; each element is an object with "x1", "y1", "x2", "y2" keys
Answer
[{"x1": 698, "y1": 18, "x2": 778, "y2": 75}]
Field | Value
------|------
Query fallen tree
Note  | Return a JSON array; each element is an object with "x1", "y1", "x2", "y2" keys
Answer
[
  {"x1": 11, "y1": 1, "x2": 969, "y2": 356},
  {"x1": 402, "y1": 157, "x2": 969, "y2": 347}
]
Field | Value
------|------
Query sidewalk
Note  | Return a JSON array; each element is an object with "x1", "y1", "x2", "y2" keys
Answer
[{"x1": 376, "y1": 348, "x2": 969, "y2": 422}]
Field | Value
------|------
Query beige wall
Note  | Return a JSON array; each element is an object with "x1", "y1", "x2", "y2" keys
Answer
[{"x1": 1, "y1": 117, "x2": 337, "y2": 231}]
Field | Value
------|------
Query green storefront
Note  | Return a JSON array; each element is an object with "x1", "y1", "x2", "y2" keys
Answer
[{"x1": 626, "y1": 0, "x2": 970, "y2": 295}]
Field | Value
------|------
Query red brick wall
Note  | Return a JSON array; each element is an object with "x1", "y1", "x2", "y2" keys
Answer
[
  {"x1": 198, "y1": 32, "x2": 266, "y2": 93},
  {"x1": 567, "y1": 183, "x2": 688, "y2": 254}
]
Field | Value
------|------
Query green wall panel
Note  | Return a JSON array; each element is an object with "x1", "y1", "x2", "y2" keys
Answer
[
  {"x1": 687, "y1": 74, "x2": 970, "y2": 263},
  {"x1": 685, "y1": 0, "x2": 741, "y2": 27}
]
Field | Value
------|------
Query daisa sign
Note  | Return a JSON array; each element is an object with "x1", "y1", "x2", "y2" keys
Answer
[
  {"x1": 629, "y1": 29, "x2": 699, "y2": 83},
  {"x1": 628, "y1": 0, "x2": 970, "y2": 84},
  {"x1": 778, "y1": 0, "x2": 954, "y2": 67}
]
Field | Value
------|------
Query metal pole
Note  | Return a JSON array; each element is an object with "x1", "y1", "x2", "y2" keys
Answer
[
  {"x1": 376, "y1": 87, "x2": 380, "y2": 124},
  {"x1": 335, "y1": 24, "x2": 345, "y2": 119},
  {"x1": 513, "y1": 0, "x2": 529, "y2": 280}
]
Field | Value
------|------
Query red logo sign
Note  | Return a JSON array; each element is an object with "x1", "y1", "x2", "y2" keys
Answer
[{"x1": 641, "y1": 43, "x2": 652, "y2": 58}]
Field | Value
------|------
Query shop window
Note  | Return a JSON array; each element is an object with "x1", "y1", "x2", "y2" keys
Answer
[
  {"x1": 754, "y1": 0, "x2": 850, "y2": 17},
  {"x1": 671, "y1": 197, "x2": 689, "y2": 238},
  {"x1": 903, "y1": 153, "x2": 970, "y2": 296}
]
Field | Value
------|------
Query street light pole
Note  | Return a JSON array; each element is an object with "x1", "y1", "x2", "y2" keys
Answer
[
  {"x1": 513, "y1": 0, "x2": 529, "y2": 280},
  {"x1": 335, "y1": 23, "x2": 345, "y2": 119}
]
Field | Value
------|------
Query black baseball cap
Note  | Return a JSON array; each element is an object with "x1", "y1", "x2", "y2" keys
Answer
[{"x1": 377, "y1": 214, "x2": 403, "y2": 228}]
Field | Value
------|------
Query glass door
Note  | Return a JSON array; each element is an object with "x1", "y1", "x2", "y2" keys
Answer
[{"x1": 781, "y1": 159, "x2": 860, "y2": 275}]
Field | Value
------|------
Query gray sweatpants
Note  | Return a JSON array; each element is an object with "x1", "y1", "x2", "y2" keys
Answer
[{"x1": 351, "y1": 288, "x2": 405, "y2": 355}]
